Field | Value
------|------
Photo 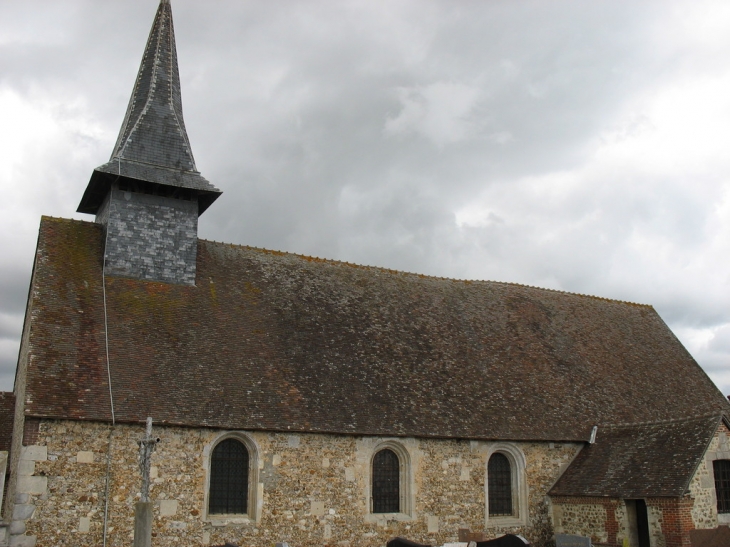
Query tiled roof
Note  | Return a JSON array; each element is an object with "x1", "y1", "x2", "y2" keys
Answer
[
  {"x1": 77, "y1": 0, "x2": 220, "y2": 215},
  {"x1": 0, "y1": 392, "x2": 15, "y2": 452},
  {"x1": 21, "y1": 217, "x2": 730, "y2": 441},
  {"x1": 549, "y1": 415, "x2": 722, "y2": 497}
]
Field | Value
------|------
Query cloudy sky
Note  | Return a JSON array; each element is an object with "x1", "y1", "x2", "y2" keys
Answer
[{"x1": 1, "y1": 0, "x2": 729, "y2": 395}]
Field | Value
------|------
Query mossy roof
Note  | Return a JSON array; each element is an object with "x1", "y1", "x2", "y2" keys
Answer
[{"x1": 20, "y1": 217, "x2": 730, "y2": 441}]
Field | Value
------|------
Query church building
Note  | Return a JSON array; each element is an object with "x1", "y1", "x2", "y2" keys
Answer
[{"x1": 2, "y1": 2, "x2": 729, "y2": 547}]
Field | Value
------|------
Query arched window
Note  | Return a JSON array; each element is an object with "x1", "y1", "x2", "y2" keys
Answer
[
  {"x1": 488, "y1": 452, "x2": 513, "y2": 516},
  {"x1": 372, "y1": 448, "x2": 400, "y2": 513},
  {"x1": 209, "y1": 438, "x2": 249, "y2": 515},
  {"x1": 714, "y1": 460, "x2": 730, "y2": 514}
]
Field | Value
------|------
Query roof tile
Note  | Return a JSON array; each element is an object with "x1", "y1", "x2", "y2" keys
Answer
[{"x1": 22, "y1": 217, "x2": 730, "y2": 441}]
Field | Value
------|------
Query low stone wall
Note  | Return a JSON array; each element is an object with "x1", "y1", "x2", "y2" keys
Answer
[
  {"x1": 552, "y1": 496, "x2": 697, "y2": 547},
  {"x1": 551, "y1": 497, "x2": 613, "y2": 545},
  {"x1": 11, "y1": 419, "x2": 579, "y2": 547}
]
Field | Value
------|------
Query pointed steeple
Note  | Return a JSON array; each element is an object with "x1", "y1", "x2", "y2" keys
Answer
[{"x1": 78, "y1": 0, "x2": 221, "y2": 216}]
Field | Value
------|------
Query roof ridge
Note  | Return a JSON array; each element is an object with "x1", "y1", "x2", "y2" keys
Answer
[{"x1": 201, "y1": 238, "x2": 653, "y2": 308}]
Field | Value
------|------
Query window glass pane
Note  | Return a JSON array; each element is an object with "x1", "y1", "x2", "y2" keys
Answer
[
  {"x1": 488, "y1": 453, "x2": 512, "y2": 516},
  {"x1": 373, "y1": 449, "x2": 400, "y2": 513},
  {"x1": 209, "y1": 438, "x2": 249, "y2": 515},
  {"x1": 714, "y1": 460, "x2": 730, "y2": 514}
]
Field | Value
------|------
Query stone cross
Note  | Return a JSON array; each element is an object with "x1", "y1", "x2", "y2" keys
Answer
[{"x1": 137, "y1": 417, "x2": 159, "y2": 503}]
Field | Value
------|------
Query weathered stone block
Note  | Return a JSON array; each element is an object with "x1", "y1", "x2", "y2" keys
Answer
[
  {"x1": 20, "y1": 446, "x2": 46, "y2": 462},
  {"x1": 12, "y1": 504, "x2": 35, "y2": 521},
  {"x1": 159, "y1": 500, "x2": 178, "y2": 517},
  {"x1": 427, "y1": 515, "x2": 439, "y2": 533},
  {"x1": 9, "y1": 535, "x2": 36, "y2": 547},
  {"x1": 17, "y1": 460, "x2": 35, "y2": 476},
  {"x1": 78, "y1": 517, "x2": 90, "y2": 533},
  {"x1": 76, "y1": 451, "x2": 94, "y2": 464},
  {"x1": 9, "y1": 521, "x2": 25, "y2": 535},
  {"x1": 17, "y1": 476, "x2": 47, "y2": 496}
]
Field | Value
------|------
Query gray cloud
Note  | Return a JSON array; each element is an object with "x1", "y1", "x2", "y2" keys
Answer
[{"x1": 1, "y1": 0, "x2": 729, "y2": 393}]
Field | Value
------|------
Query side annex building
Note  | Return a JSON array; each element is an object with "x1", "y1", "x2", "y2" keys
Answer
[{"x1": 1, "y1": 2, "x2": 730, "y2": 547}]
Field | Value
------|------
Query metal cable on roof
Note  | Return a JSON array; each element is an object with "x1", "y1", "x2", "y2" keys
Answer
[{"x1": 101, "y1": 189, "x2": 116, "y2": 547}]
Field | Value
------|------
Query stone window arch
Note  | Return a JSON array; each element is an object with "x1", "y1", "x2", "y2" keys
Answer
[
  {"x1": 365, "y1": 440, "x2": 413, "y2": 520},
  {"x1": 204, "y1": 432, "x2": 260, "y2": 522},
  {"x1": 485, "y1": 443, "x2": 528, "y2": 527}
]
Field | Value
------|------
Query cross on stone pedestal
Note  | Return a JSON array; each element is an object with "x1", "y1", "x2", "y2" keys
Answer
[
  {"x1": 137, "y1": 417, "x2": 159, "y2": 503},
  {"x1": 134, "y1": 417, "x2": 159, "y2": 547}
]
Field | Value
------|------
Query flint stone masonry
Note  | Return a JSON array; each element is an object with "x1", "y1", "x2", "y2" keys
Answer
[
  {"x1": 552, "y1": 496, "x2": 696, "y2": 547},
  {"x1": 690, "y1": 423, "x2": 730, "y2": 528},
  {"x1": 96, "y1": 189, "x2": 198, "y2": 285},
  {"x1": 17, "y1": 419, "x2": 578, "y2": 547},
  {"x1": 551, "y1": 499, "x2": 609, "y2": 544}
]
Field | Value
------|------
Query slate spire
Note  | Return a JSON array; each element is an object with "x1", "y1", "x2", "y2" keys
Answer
[{"x1": 78, "y1": 0, "x2": 221, "y2": 216}]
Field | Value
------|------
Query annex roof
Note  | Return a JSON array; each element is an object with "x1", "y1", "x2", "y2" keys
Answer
[
  {"x1": 77, "y1": 0, "x2": 221, "y2": 216},
  {"x1": 549, "y1": 415, "x2": 723, "y2": 498},
  {"x1": 20, "y1": 217, "x2": 730, "y2": 441}
]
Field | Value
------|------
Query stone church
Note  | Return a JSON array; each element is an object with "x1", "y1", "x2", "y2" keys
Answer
[{"x1": 1, "y1": 2, "x2": 729, "y2": 547}]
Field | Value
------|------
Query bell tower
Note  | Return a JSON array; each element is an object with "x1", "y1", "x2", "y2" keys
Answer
[{"x1": 77, "y1": 0, "x2": 221, "y2": 285}]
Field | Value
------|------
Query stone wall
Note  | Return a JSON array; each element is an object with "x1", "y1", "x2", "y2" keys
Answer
[
  {"x1": 551, "y1": 497, "x2": 612, "y2": 544},
  {"x1": 552, "y1": 495, "x2": 699, "y2": 547},
  {"x1": 96, "y1": 189, "x2": 198, "y2": 285},
  {"x1": 13, "y1": 420, "x2": 579, "y2": 547},
  {"x1": 688, "y1": 422, "x2": 730, "y2": 528}
]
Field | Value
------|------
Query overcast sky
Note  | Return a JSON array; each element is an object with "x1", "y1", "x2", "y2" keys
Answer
[{"x1": 1, "y1": 0, "x2": 729, "y2": 395}]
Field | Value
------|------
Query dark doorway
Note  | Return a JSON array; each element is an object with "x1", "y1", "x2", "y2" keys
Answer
[
  {"x1": 635, "y1": 499, "x2": 650, "y2": 547},
  {"x1": 626, "y1": 499, "x2": 651, "y2": 547}
]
